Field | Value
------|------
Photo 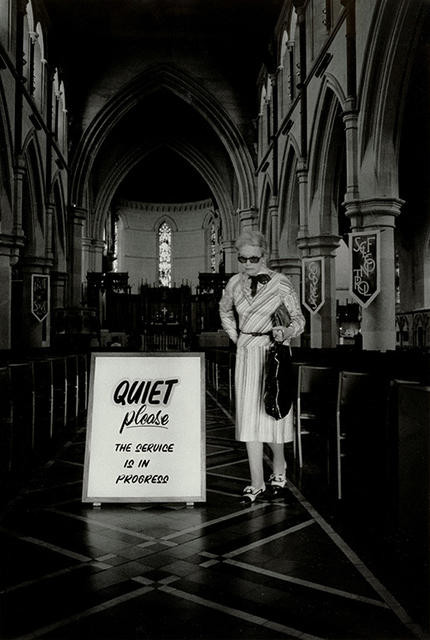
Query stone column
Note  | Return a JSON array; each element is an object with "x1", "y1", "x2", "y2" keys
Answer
[
  {"x1": 222, "y1": 239, "x2": 237, "y2": 273},
  {"x1": 69, "y1": 205, "x2": 86, "y2": 307},
  {"x1": 82, "y1": 237, "x2": 105, "y2": 275},
  {"x1": 268, "y1": 197, "x2": 279, "y2": 261},
  {"x1": 0, "y1": 235, "x2": 23, "y2": 349},
  {"x1": 50, "y1": 271, "x2": 68, "y2": 310},
  {"x1": 345, "y1": 198, "x2": 403, "y2": 350},
  {"x1": 296, "y1": 161, "x2": 309, "y2": 238},
  {"x1": 13, "y1": 156, "x2": 26, "y2": 237},
  {"x1": 298, "y1": 235, "x2": 341, "y2": 348},
  {"x1": 270, "y1": 257, "x2": 303, "y2": 345},
  {"x1": 343, "y1": 103, "x2": 359, "y2": 202},
  {"x1": 270, "y1": 257, "x2": 301, "y2": 296},
  {"x1": 237, "y1": 207, "x2": 257, "y2": 232},
  {"x1": 45, "y1": 203, "x2": 54, "y2": 261},
  {"x1": 50, "y1": 271, "x2": 67, "y2": 338}
]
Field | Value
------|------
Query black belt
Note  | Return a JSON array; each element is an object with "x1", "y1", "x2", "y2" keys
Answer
[{"x1": 239, "y1": 330, "x2": 271, "y2": 336}]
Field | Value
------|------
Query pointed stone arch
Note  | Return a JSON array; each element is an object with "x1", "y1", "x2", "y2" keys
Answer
[
  {"x1": 71, "y1": 64, "x2": 255, "y2": 217},
  {"x1": 22, "y1": 134, "x2": 46, "y2": 255},
  {"x1": 0, "y1": 77, "x2": 14, "y2": 230},
  {"x1": 278, "y1": 141, "x2": 300, "y2": 257},
  {"x1": 258, "y1": 178, "x2": 272, "y2": 241},
  {"x1": 50, "y1": 176, "x2": 67, "y2": 272},
  {"x1": 308, "y1": 82, "x2": 345, "y2": 236},
  {"x1": 92, "y1": 141, "x2": 236, "y2": 242},
  {"x1": 359, "y1": 0, "x2": 423, "y2": 196}
]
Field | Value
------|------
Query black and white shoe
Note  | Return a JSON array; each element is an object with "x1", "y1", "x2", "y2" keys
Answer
[
  {"x1": 239, "y1": 485, "x2": 265, "y2": 505},
  {"x1": 266, "y1": 473, "x2": 286, "y2": 500}
]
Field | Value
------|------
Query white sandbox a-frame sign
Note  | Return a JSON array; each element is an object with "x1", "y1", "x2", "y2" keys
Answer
[{"x1": 82, "y1": 352, "x2": 206, "y2": 504}]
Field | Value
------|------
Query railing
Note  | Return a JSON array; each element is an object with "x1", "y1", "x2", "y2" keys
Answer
[
  {"x1": 0, "y1": 353, "x2": 89, "y2": 500},
  {"x1": 396, "y1": 308, "x2": 430, "y2": 350}
]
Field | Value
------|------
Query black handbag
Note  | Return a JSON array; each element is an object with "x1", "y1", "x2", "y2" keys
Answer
[{"x1": 263, "y1": 304, "x2": 294, "y2": 420}]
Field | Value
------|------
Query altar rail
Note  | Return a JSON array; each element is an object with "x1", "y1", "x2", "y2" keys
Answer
[{"x1": 0, "y1": 353, "x2": 89, "y2": 501}]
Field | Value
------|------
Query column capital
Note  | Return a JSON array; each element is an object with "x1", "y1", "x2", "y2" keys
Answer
[
  {"x1": 20, "y1": 256, "x2": 54, "y2": 272},
  {"x1": 222, "y1": 239, "x2": 236, "y2": 251},
  {"x1": 82, "y1": 237, "x2": 105, "y2": 249},
  {"x1": 0, "y1": 233, "x2": 25, "y2": 264},
  {"x1": 342, "y1": 104, "x2": 358, "y2": 122},
  {"x1": 50, "y1": 270, "x2": 68, "y2": 283},
  {"x1": 268, "y1": 196, "x2": 278, "y2": 211},
  {"x1": 296, "y1": 234, "x2": 341, "y2": 256},
  {"x1": 270, "y1": 257, "x2": 301, "y2": 275},
  {"x1": 70, "y1": 204, "x2": 87, "y2": 221},
  {"x1": 237, "y1": 206, "x2": 258, "y2": 229},
  {"x1": 296, "y1": 160, "x2": 308, "y2": 176},
  {"x1": 344, "y1": 197, "x2": 404, "y2": 229}
]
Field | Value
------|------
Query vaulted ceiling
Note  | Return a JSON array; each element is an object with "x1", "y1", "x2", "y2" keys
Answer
[{"x1": 44, "y1": 0, "x2": 284, "y2": 207}]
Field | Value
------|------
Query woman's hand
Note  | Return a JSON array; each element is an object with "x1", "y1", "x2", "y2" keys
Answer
[{"x1": 272, "y1": 325, "x2": 292, "y2": 342}]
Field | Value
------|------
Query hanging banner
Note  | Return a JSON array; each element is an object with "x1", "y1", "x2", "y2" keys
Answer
[
  {"x1": 31, "y1": 274, "x2": 50, "y2": 322},
  {"x1": 302, "y1": 257, "x2": 325, "y2": 314},
  {"x1": 82, "y1": 353, "x2": 206, "y2": 504},
  {"x1": 349, "y1": 230, "x2": 380, "y2": 307}
]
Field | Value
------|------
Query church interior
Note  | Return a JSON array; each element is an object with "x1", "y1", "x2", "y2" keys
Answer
[{"x1": 0, "y1": 1, "x2": 429, "y2": 639}]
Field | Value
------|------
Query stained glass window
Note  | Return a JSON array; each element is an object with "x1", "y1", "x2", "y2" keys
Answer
[{"x1": 158, "y1": 222, "x2": 172, "y2": 287}]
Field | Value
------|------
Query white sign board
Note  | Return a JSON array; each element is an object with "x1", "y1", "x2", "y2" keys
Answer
[{"x1": 82, "y1": 352, "x2": 205, "y2": 503}]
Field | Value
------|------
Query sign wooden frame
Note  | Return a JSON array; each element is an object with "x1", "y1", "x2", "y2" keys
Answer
[{"x1": 82, "y1": 352, "x2": 206, "y2": 504}]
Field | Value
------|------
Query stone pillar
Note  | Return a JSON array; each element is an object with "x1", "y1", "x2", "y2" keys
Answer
[
  {"x1": 0, "y1": 248, "x2": 12, "y2": 349},
  {"x1": 222, "y1": 239, "x2": 237, "y2": 273},
  {"x1": 271, "y1": 257, "x2": 302, "y2": 345},
  {"x1": 13, "y1": 156, "x2": 26, "y2": 237},
  {"x1": 51, "y1": 270, "x2": 67, "y2": 310},
  {"x1": 345, "y1": 198, "x2": 403, "y2": 350},
  {"x1": 268, "y1": 197, "x2": 279, "y2": 261},
  {"x1": 237, "y1": 207, "x2": 257, "y2": 232},
  {"x1": 298, "y1": 235, "x2": 341, "y2": 348},
  {"x1": 270, "y1": 257, "x2": 301, "y2": 293},
  {"x1": 0, "y1": 236, "x2": 22, "y2": 349},
  {"x1": 82, "y1": 237, "x2": 105, "y2": 275},
  {"x1": 343, "y1": 103, "x2": 359, "y2": 202},
  {"x1": 69, "y1": 205, "x2": 86, "y2": 307},
  {"x1": 45, "y1": 203, "x2": 54, "y2": 261},
  {"x1": 296, "y1": 161, "x2": 309, "y2": 238}
]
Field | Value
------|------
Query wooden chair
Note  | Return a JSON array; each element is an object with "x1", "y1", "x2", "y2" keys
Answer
[
  {"x1": 0, "y1": 367, "x2": 13, "y2": 477},
  {"x1": 386, "y1": 380, "x2": 429, "y2": 537},
  {"x1": 295, "y1": 365, "x2": 338, "y2": 474},
  {"x1": 335, "y1": 370, "x2": 386, "y2": 500}
]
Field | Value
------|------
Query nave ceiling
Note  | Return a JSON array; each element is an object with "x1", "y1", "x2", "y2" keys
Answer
[{"x1": 43, "y1": 0, "x2": 284, "y2": 208}]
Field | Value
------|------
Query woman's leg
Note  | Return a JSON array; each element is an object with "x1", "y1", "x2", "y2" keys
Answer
[
  {"x1": 246, "y1": 441, "x2": 265, "y2": 488},
  {"x1": 268, "y1": 443, "x2": 286, "y2": 476}
]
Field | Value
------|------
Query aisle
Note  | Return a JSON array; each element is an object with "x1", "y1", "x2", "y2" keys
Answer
[{"x1": 0, "y1": 394, "x2": 426, "y2": 640}]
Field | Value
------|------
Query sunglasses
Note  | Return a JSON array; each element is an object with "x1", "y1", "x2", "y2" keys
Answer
[{"x1": 238, "y1": 255, "x2": 262, "y2": 264}]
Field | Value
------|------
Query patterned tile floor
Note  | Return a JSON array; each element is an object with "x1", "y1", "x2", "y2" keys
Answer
[{"x1": 0, "y1": 392, "x2": 428, "y2": 640}]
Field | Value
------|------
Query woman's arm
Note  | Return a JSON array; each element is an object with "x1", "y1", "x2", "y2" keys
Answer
[
  {"x1": 275, "y1": 275, "x2": 305, "y2": 341},
  {"x1": 219, "y1": 278, "x2": 239, "y2": 344}
]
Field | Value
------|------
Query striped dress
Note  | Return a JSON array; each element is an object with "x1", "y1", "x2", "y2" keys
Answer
[{"x1": 219, "y1": 270, "x2": 305, "y2": 443}]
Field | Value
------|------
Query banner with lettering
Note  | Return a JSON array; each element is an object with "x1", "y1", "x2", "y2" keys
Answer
[
  {"x1": 302, "y1": 257, "x2": 325, "y2": 314},
  {"x1": 82, "y1": 353, "x2": 205, "y2": 504},
  {"x1": 31, "y1": 274, "x2": 50, "y2": 322},
  {"x1": 349, "y1": 230, "x2": 380, "y2": 307}
]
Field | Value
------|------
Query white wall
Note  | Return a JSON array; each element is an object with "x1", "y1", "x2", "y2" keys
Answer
[{"x1": 116, "y1": 199, "x2": 214, "y2": 292}]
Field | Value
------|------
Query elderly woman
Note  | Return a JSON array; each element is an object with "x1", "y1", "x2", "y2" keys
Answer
[{"x1": 219, "y1": 230, "x2": 305, "y2": 504}]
